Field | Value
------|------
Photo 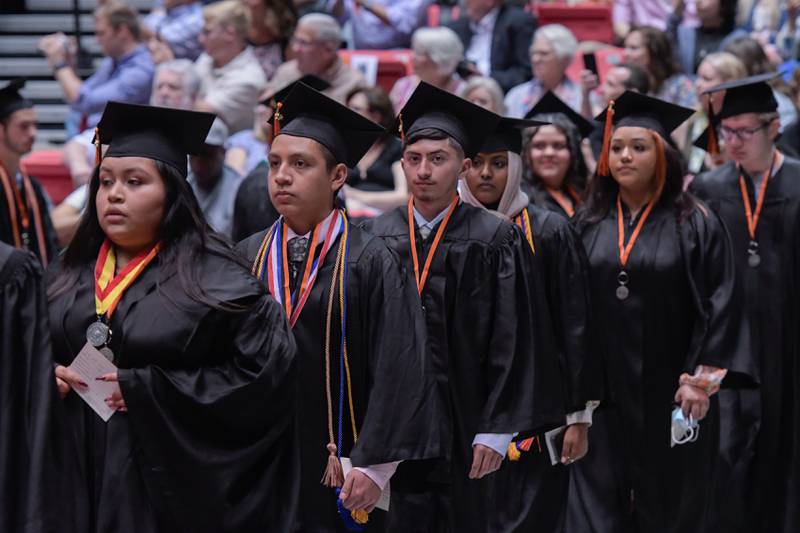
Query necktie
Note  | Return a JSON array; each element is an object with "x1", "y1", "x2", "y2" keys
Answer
[{"x1": 287, "y1": 236, "x2": 309, "y2": 293}]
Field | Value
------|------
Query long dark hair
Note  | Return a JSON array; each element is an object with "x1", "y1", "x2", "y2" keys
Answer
[
  {"x1": 630, "y1": 26, "x2": 683, "y2": 93},
  {"x1": 47, "y1": 160, "x2": 250, "y2": 310},
  {"x1": 576, "y1": 131, "x2": 696, "y2": 227},
  {"x1": 522, "y1": 112, "x2": 589, "y2": 197}
]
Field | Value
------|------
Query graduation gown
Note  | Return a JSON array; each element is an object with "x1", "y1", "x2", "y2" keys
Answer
[
  {"x1": 0, "y1": 174, "x2": 58, "y2": 265},
  {"x1": 690, "y1": 157, "x2": 800, "y2": 533},
  {"x1": 362, "y1": 202, "x2": 565, "y2": 532},
  {"x1": 0, "y1": 244, "x2": 71, "y2": 533},
  {"x1": 522, "y1": 182, "x2": 582, "y2": 219},
  {"x1": 488, "y1": 204, "x2": 602, "y2": 533},
  {"x1": 47, "y1": 251, "x2": 298, "y2": 533},
  {"x1": 237, "y1": 222, "x2": 440, "y2": 533},
  {"x1": 568, "y1": 202, "x2": 752, "y2": 533},
  {"x1": 231, "y1": 162, "x2": 280, "y2": 243}
]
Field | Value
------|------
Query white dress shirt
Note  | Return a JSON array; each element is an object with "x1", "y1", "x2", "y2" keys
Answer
[{"x1": 465, "y1": 7, "x2": 500, "y2": 77}]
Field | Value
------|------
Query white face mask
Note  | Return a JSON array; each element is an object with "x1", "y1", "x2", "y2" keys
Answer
[{"x1": 670, "y1": 407, "x2": 700, "y2": 448}]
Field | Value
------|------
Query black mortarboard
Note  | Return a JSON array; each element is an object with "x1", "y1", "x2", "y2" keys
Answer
[
  {"x1": 703, "y1": 72, "x2": 778, "y2": 119},
  {"x1": 594, "y1": 90, "x2": 694, "y2": 140},
  {"x1": 525, "y1": 91, "x2": 594, "y2": 139},
  {"x1": 480, "y1": 117, "x2": 549, "y2": 154},
  {"x1": 392, "y1": 81, "x2": 500, "y2": 158},
  {"x1": 260, "y1": 74, "x2": 330, "y2": 108},
  {"x1": 95, "y1": 101, "x2": 215, "y2": 178},
  {"x1": 273, "y1": 82, "x2": 384, "y2": 168},
  {"x1": 0, "y1": 78, "x2": 33, "y2": 121}
]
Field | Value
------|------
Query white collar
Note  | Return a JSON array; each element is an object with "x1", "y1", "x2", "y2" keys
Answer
[
  {"x1": 470, "y1": 6, "x2": 500, "y2": 33},
  {"x1": 285, "y1": 209, "x2": 336, "y2": 240},
  {"x1": 412, "y1": 198, "x2": 458, "y2": 229}
]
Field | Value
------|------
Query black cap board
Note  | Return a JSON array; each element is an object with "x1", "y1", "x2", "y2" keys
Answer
[
  {"x1": 480, "y1": 117, "x2": 549, "y2": 154},
  {"x1": 260, "y1": 74, "x2": 330, "y2": 108},
  {"x1": 0, "y1": 78, "x2": 34, "y2": 121},
  {"x1": 594, "y1": 90, "x2": 694, "y2": 140},
  {"x1": 525, "y1": 91, "x2": 594, "y2": 139},
  {"x1": 702, "y1": 72, "x2": 779, "y2": 119},
  {"x1": 392, "y1": 81, "x2": 500, "y2": 158},
  {"x1": 95, "y1": 101, "x2": 215, "y2": 178},
  {"x1": 273, "y1": 82, "x2": 384, "y2": 168}
]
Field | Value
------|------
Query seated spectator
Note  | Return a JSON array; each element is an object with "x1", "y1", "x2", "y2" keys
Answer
[
  {"x1": 142, "y1": 0, "x2": 204, "y2": 62},
  {"x1": 624, "y1": 26, "x2": 698, "y2": 109},
  {"x1": 505, "y1": 24, "x2": 580, "y2": 118},
  {"x1": 389, "y1": 26, "x2": 465, "y2": 112},
  {"x1": 38, "y1": 1, "x2": 154, "y2": 136},
  {"x1": 224, "y1": 103, "x2": 270, "y2": 177},
  {"x1": 668, "y1": 0, "x2": 745, "y2": 74},
  {"x1": 328, "y1": 0, "x2": 429, "y2": 50},
  {"x1": 613, "y1": 0, "x2": 697, "y2": 41},
  {"x1": 265, "y1": 13, "x2": 366, "y2": 103},
  {"x1": 460, "y1": 75, "x2": 506, "y2": 114},
  {"x1": 724, "y1": 35, "x2": 799, "y2": 128},
  {"x1": 342, "y1": 86, "x2": 407, "y2": 215},
  {"x1": 447, "y1": 0, "x2": 536, "y2": 92},
  {"x1": 242, "y1": 0, "x2": 297, "y2": 80},
  {"x1": 194, "y1": 0, "x2": 267, "y2": 134},
  {"x1": 187, "y1": 119, "x2": 243, "y2": 238},
  {"x1": 778, "y1": 65, "x2": 800, "y2": 156},
  {"x1": 597, "y1": 63, "x2": 651, "y2": 109}
]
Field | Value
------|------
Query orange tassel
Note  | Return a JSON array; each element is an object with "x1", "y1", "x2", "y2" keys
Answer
[
  {"x1": 596, "y1": 100, "x2": 615, "y2": 176},
  {"x1": 706, "y1": 96, "x2": 719, "y2": 156},
  {"x1": 269, "y1": 102, "x2": 283, "y2": 145},
  {"x1": 398, "y1": 112, "x2": 405, "y2": 142},
  {"x1": 321, "y1": 443, "x2": 344, "y2": 488},
  {"x1": 94, "y1": 127, "x2": 101, "y2": 166}
]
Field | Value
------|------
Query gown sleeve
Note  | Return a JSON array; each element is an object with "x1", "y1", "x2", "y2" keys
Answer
[{"x1": 680, "y1": 204, "x2": 756, "y2": 388}]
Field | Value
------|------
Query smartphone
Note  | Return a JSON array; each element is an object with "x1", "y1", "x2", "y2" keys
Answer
[{"x1": 583, "y1": 52, "x2": 599, "y2": 77}]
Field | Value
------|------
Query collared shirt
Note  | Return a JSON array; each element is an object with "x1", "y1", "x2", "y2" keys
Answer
[
  {"x1": 143, "y1": 2, "x2": 204, "y2": 60},
  {"x1": 504, "y1": 77, "x2": 582, "y2": 119},
  {"x1": 412, "y1": 201, "x2": 452, "y2": 239},
  {"x1": 195, "y1": 47, "x2": 267, "y2": 134},
  {"x1": 72, "y1": 44, "x2": 154, "y2": 129},
  {"x1": 187, "y1": 164, "x2": 244, "y2": 238},
  {"x1": 328, "y1": 0, "x2": 430, "y2": 49},
  {"x1": 465, "y1": 6, "x2": 500, "y2": 77}
]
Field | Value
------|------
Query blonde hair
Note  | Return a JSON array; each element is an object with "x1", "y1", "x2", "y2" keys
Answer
[
  {"x1": 203, "y1": 0, "x2": 251, "y2": 40},
  {"x1": 699, "y1": 52, "x2": 747, "y2": 84}
]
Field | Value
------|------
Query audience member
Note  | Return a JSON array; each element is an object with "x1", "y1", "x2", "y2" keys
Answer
[
  {"x1": 505, "y1": 24, "x2": 580, "y2": 119},
  {"x1": 142, "y1": 0, "x2": 204, "y2": 62},
  {"x1": 224, "y1": 102, "x2": 270, "y2": 177},
  {"x1": 669, "y1": 0, "x2": 745, "y2": 74},
  {"x1": 613, "y1": 0, "x2": 697, "y2": 41},
  {"x1": 194, "y1": 0, "x2": 266, "y2": 135},
  {"x1": 38, "y1": 2, "x2": 154, "y2": 137},
  {"x1": 447, "y1": 0, "x2": 536, "y2": 92},
  {"x1": 597, "y1": 63, "x2": 651, "y2": 108},
  {"x1": 460, "y1": 75, "x2": 506, "y2": 114},
  {"x1": 328, "y1": 0, "x2": 429, "y2": 50},
  {"x1": 242, "y1": 0, "x2": 297, "y2": 80},
  {"x1": 188, "y1": 119, "x2": 243, "y2": 238},
  {"x1": 342, "y1": 86, "x2": 407, "y2": 215},
  {"x1": 389, "y1": 26, "x2": 464, "y2": 112},
  {"x1": 265, "y1": 13, "x2": 366, "y2": 103}
]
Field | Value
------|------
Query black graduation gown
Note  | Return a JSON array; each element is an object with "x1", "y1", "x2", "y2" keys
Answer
[
  {"x1": 0, "y1": 244, "x2": 71, "y2": 533},
  {"x1": 0, "y1": 174, "x2": 58, "y2": 264},
  {"x1": 567, "y1": 202, "x2": 753, "y2": 533},
  {"x1": 237, "y1": 222, "x2": 440, "y2": 533},
  {"x1": 690, "y1": 157, "x2": 800, "y2": 533},
  {"x1": 231, "y1": 161, "x2": 280, "y2": 243},
  {"x1": 523, "y1": 182, "x2": 580, "y2": 220},
  {"x1": 47, "y1": 251, "x2": 298, "y2": 533},
  {"x1": 488, "y1": 204, "x2": 602, "y2": 533},
  {"x1": 362, "y1": 202, "x2": 565, "y2": 532}
]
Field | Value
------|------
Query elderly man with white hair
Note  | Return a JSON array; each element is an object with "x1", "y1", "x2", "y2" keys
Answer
[
  {"x1": 389, "y1": 26, "x2": 465, "y2": 112},
  {"x1": 504, "y1": 24, "x2": 581, "y2": 119},
  {"x1": 264, "y1": 13, "x2": 366, "y2": 103}
]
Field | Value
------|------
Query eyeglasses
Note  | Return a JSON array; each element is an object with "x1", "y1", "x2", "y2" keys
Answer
[
  {"x1": 718, "y1": 123, "x2": 770, "y2": 142},
  {"x1": 290, "y1": 36, "x2": 320, "y2": 49}
]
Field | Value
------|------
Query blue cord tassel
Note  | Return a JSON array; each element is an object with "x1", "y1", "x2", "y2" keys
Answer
[{"x1": 336, "y1": 488, "x2": 367, "y2": 531}]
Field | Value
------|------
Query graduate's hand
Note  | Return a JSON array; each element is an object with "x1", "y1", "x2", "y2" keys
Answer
[
  {"x1": 561, "y1": 423, "x2": 589, "y2": 465},
  {"x1": 674, "y1": 384, "x2": 709, "y2": 421},
  {"x1": 339, "y1": 470, "x2": 381, "y2": 512},
  {"x1": 469, "y1": 444, "x2": 503, "y2": 479},
  {"x1": 98, "y1": 372, "x2": 127, "y2": 412},
  {"x1": 54, "y1": 365, "x2": 88, "y2": 399}
]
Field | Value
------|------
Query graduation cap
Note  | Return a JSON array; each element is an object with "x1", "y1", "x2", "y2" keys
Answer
[
  {"x1": 524, "y1": 91, "x2": 594, "y2": 139},
  {"x1": 0, "y1": 78, "x2": 34, "y2": 121},
  {"x1": 480, "y1": 117, "x2": 549, "y2": 154},
  {"x1": 594, "y1": 91, "x2": 694, "y2": 175},
  {"x1": 694, "y1": 72, "x2": 780, "y2": 155},
  {"x1": 95, "y1": 101, "x2": 215, "y2": 178},
  {"x1": 392, "y1": 81, "x2": 501, "y2": 159},
  {"x1": 272, "y1": 81, "x2": 384, "y2": 168},
  {"x1": 260, "y1": 74, "x2": 330, "y2": 108}
]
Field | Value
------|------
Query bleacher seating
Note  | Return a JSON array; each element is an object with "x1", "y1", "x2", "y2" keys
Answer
[
  {"x1": 533, "y1": 3, "x2": 614, "y2": 44},
  {"x1": 22, "y1": 150, "x2": 72, "y2": 205}
]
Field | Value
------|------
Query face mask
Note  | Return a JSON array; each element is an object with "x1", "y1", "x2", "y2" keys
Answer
[{"x1": 670, "y1": 407, "x2": 700, "y2": 447}]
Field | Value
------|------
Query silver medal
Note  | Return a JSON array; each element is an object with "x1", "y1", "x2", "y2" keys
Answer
[
  {"x1": 99, "y1": 346, "x2": 115, "y2": 362},
  {"x1": 86, "y1": 321, "x2": 110, "y2": 347},
  {"x1": 748, "y1": 253, "x2": 761, "y2": 267},
  {"x1": 616, "y1": 285, "x2": 630, "y2": 300}
]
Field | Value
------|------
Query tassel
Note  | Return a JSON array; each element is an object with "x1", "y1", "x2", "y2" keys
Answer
[
  {"x1": 507, "y1": 441, "x2": 522, "y2": 461},
  {"x1": 398, "y1": 112, "x2": 405, "y2": 142},
  {"x1": 706, "y1": 96, "x2": 719, "y2": 156},
  {"x1": 335, "y1": 488, "x2": 367, "y2": 531},
  {"x1": 596, "y1": 100, "x2": 615, "y2": 176},
  {"x1": 93, "y1": 127, "x2": 101, "y2": 166},
  {"x1": 321, "y1": 443, "x2": 344, "y2": 488},
  {"x1": 269, "y1": 102, "x2": 283, "y2": 145}
]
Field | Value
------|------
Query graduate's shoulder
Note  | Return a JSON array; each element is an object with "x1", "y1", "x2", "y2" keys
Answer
[
  {"x1": 776, "y1": 154, "x2": 800, "y2": 195},
  {"x1": 0, "y1": 243, "x2": 42, "y2": 289},
  {"x1": 456, "y1": 202, "x2": 520, "y2": 247},
  {"x1": 526, "y1": 204, "x2": 573, "y2": 240},
  {"x1": 690, "y1": 161, "x2": 739, "y2": 195},
  {"x1": 234, "y1": 229, "x2": 271, "y2": 263},
  {"x1": 359, "y1": 207, "x2": 407, "y2": 238},
  {"x1": 195, "y1": 243, "x2": 266, "y2": 304},
  {"x1": 346, "y1": 222, "x2": 402, "y2": 266}
]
